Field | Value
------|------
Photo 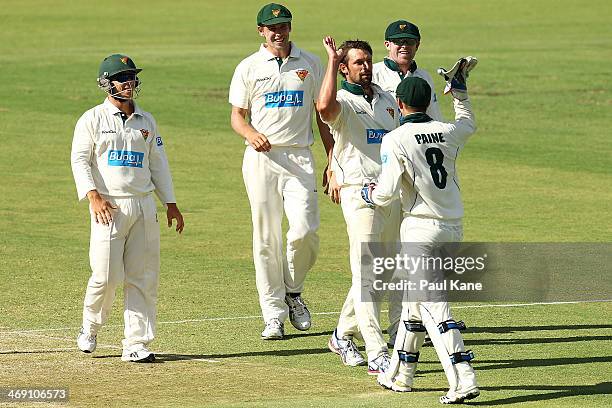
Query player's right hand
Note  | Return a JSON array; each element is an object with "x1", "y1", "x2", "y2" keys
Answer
[
  {"x1": 323, "y1": 36, "x2": 346, "y2": 63},
  {"x1": 88, "y1": 191, "x2": 117, "y2": 225},
  {"x1": 328, "y1": 172, "x2": 341, "y2": 204},
  {"x1": 248, "y1": 132, "x2": 272, "y2": 152}
]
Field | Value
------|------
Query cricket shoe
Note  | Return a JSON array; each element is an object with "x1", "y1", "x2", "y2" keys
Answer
[
  {"x1": 77, "y1": 327, "x2": 97, "y2": 353},
  {"x1": 377, "y1": 373, "x2": 413, "y2": 393},
  {"x1": 121, "y1": 345, "x2": 156, "y2": 363},
  {"x1": 328, "y1": 329, "x2": 366, "y2": 367},
  {"x1": 439, "y1": 387, "x2": 480, "y2": 404},
  {"x1": 261, "y1": 318, "x2": 284, "y2": 340},
  {"x1": 285, "y1": 294, "x2": 311, "y2": 331},
  {"x1": 368, "y1": 352, "x2": 391, "y2": 375}
]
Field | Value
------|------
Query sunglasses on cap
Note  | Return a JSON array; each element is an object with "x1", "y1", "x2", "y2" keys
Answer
[
  {"x1": 111, "y1": 72, "x2": 138, "y2": 83},
  {"x1": 392, "y1": 38, "x2": 418, "y2": 47}
]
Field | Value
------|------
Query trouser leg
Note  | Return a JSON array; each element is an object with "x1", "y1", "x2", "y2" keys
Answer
[
  {"x1": 337, "y1": 186, "x2": 387, "y2": 361},
  {"x1": 82, "y1": 199, "x2": 126, "y2": 334},
  {"x1": 282, "y1": 148, "x2": 319, "y2": 294},
  {"x1": 122, "y1": 195, "x2": 160, "y2": 349},
  {"x1": 242, "y1": 148, "x2": 288, "y2": 322}
]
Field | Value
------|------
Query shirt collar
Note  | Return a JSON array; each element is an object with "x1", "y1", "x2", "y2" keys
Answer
[
  {"x1": 383, "y1": 58, "x2": 417, "y2": 78},
  {"x1": 258, "y1": 42, "x2": 301, "y2": 61},
  {"x1": 399, "y1": 111, "x2": 432, "y2": 125},
  {"x1": 341, "y1": 81, "x2": 385, "y2": 99},
  {"x1": 102, "y1": 98, "x2": 142, "y2": 117}
]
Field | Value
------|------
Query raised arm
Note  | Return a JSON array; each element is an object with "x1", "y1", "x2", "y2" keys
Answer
[{"x1": 316, "y1": 36, "x2": 345, "y2": 122}]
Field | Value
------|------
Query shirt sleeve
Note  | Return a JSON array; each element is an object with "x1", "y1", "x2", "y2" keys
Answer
[
  {"x1": 148, "y1": 117, "x2": 177, "y2": 204},
  {"x1": 312, "y1": 55, "x2": 324, "y2": 104},
  {"x1": 70, "y1": 112, "x2": 97, "y2": 201},
  {"x1": 372, "y1": 135, "x2": 405, "y2": 207},
  {"x1": 447, "y1": 97, "x2": 476, "y2": 147},
  {"x1": 228, "y1": 60, "x2": 250, "y2": 109}
]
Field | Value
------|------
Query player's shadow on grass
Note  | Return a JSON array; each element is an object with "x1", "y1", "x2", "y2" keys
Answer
[
  {"x1": 155, "y1": 347, "x2": 333, "y2": 362},
  {"x1": 463, "y1": 334, "x2": 611, "y2": 347},
  {"x1": 416, "y1": 355, "x2": 612, "y2": 374},
  {"x1": 464, "y1": 324, "x2": 612, "y2": 334},
  {"x1": 283, "y1": 329, "x2": 333, "y2": 340},
  {"x1": 469, "y1": 382, "x2": 612, "y2": 405}
]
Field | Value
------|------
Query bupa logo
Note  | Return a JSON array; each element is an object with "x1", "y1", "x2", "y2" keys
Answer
[
  {"x1": 366, "y1": 129, "x2": 388, "y2": 144},
  {"x1": 264, "y1": 90, "x2": 304, "y2": 108},
  {"x1": 108, "y1": 150, "x2": 144, "y2": 168}
]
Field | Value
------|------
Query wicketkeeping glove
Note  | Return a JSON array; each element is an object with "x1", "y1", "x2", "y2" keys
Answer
[
  {"x1": 437, "y1": 56, "x2": 478, "y2": 100},
  {"x1": 361, "y1": 182, "x2": 376, "y2": 207}
]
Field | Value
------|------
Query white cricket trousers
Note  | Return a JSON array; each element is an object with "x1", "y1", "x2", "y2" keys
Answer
[
  {"x1": 82, "y1": 194, "x2": 160, "y2": 349},
  {"x1": 336, "y1": 185, "x2": 400, "y2": 361},
  {"x1": 242, "y1": 146, "x2": 319, "y2": 323},
  {"x1": 392, "y1": 216, "x2": 477, "y2": 392}
]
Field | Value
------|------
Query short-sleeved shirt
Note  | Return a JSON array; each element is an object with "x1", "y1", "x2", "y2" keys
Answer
[
  {"x1": 323, "y1": 81, "x2": 400, "y2": 186},
  {"x1": 229, "y1": 43, "x2": 323, "y2": 147},
  {"x1": 371, "y1": 98, "x2": 476, "y2": 220},
  {"x1": 71, "y1": 98, "x2": 176, "y2": 204},
  {"x1": 373, "y1": 58, "x2": 443, "y2": 121}
]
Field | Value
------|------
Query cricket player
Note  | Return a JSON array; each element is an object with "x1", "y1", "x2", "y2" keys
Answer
[
  {"x1": 229, "y1": 3, "x2": 333, "y2": 339},
  {"x1": 373, "y1": 20, "x2": 443, "y2": 121},
  {"x1": 317, "y1": 36, "x2": 400, "y2": 374},
  {"x1": 361, "y1": 59, "x2": 480, "y2": 403},
  {"x1": 71, "y1": 54, "x2": 185, "y2": 362},
  {"x1": 373, "y1": 19, "x2": 443, "y2": 345}
]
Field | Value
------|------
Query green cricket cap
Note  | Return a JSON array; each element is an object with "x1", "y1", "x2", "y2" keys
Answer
[
  {"x1": 396, "y1": 76, "x2": 431, "y2": 108},
  {"x1": 98, "y1": 54, "x2": 141, "y2": 79},
  {"x1": 385, "y1": 20, "x2": 420, "y2": 40},
  {"x1": 257, "y1": 3, "x2": 292, "y2": 26}
]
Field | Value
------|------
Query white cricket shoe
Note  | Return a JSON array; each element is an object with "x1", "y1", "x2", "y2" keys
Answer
[
  {"x1": 439, "y1": 387, "x2": 480, "y2": 404},
  {"x1": 77, "y1": 327, "x2": 97, "y2": 353},
  {"x1": 121, "y1": 345, "x2": 155, "y2": 363},
  {"x1": 261, "y1": 318, "x2": 284, "y2": 340},
  {"x1": 285, "y1": 294, "x2": 311, "y2": 331},
  {"x1": 368, "y1": 352, "x2": 391, "y2": 375},
  {"x1": 328, "y1": 329, "x2": 366, "y2": 367}
]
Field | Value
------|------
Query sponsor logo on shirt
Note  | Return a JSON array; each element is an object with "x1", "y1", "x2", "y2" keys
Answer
[
  {"x1": 156, "y1": 136, "x2": 163, "y2": 146},
  {"x1": 264, "y1": 90, "x2": 304, "y2": 108},
  {"x1": 101, "y1": 130, "x2": 117, "y2": 134},
  {"x1": 108, "y1": 150, "x2": 144, "y2": 168},
  {"x1": 140, "y1": 129, "x2": 150, "y2": 139},
  {"x1": 354, "y1": 110, "x2": 368, "y2": 114},
  {"x1": 386, "y1": 107, "x2": 395, "y2": 119},
  {"x1": 366, "y1": 129, "x2": 388, "y2": 144},
  {"x1": 256, "y1": 76, "x2": 272, "y2": 83},
  {"x1": 381, "y1": 152, "x2": 389, "y2": 164}
]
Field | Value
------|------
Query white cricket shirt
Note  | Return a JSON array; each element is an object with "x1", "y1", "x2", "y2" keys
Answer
[
  {"x1": 323, "y1": 82, "x2": 400, "y2": 186},
  {"x1": 373, "y1": 58, "x2": 443, "y2": 121},
  {"x1": 229, "y1": 43, "x2": 323, "y2": 147},
  {"x1": 71, "y1": 98, "x2": 176, "y2": 203},
  {"x1": 371, "y1": 98, "x2": 476, "y2": 219}
]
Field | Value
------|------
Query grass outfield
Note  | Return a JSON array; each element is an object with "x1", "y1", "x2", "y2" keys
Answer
[{"x1": 0, "y1": 0, "x2": 611, "y2": 406}]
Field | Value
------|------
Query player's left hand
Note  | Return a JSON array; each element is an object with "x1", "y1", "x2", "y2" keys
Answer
[
  {"x1": 437, "y1": 56, "x2": 478, "y2": 100},
  {"x1": 166, "y1": 203, "x2": 184, "y2": 234},
  {"x1": 361, "y1": 182, "x2": 376, "y2": 207}
]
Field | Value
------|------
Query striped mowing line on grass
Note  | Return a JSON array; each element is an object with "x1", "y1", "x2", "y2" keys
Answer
[{"x1": 1, "y1": 299, "x2": 610, "y2": 335}]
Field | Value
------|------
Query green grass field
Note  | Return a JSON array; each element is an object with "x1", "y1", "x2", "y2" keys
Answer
[{"x1": 0, "y1": 0, "x2": 611, "y2": 406}]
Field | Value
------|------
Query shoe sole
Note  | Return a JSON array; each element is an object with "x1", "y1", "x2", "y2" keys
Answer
[
  {"x1": 121, "y1": 353, "x2": 156, "y2": 363},
  {"x1": 261, "y1": 335, "x2": 283, "y2": 340},
  {"x1": 439, "y1": 389, "x2": 480, "y2": 404}
]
